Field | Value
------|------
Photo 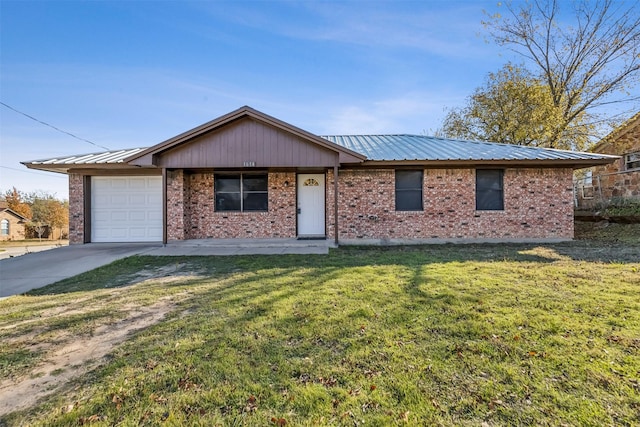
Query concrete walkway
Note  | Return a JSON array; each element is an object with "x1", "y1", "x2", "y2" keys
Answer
[
  {"x1": 0, "y1": 239, "x2": 332, "y2": 297},
  {"x1": 150, "y1": 238, "x2": 334, "y2": 256},
  {"x1": 0, "y1": 243, "x2": 68, "y2": 260}
]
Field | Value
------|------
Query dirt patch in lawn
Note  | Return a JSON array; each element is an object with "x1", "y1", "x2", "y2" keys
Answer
[{"x1": 0, "y1": 298, "x2": 176, "y2": 417}]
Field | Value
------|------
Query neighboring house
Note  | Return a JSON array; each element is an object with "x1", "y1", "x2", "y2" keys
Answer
[
  {"x1": 23, "y1": 106, "x2": 617, "y2": 245},
  {"x1": 0, "y1": 204, "x2": 27, "y2": 241},
  {"x1": 25, "y1": 224, "x2": 66, "y2": 240},
  {"x1": 577, "y1": 112, "x2": 640, "y2": 208}
]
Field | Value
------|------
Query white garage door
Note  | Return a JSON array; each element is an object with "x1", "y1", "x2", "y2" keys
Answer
[{"x1": 91, "y1": 176, "x2": 162, "y2": 242}]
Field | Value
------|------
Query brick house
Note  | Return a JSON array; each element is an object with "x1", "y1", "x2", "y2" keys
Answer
[
  {"x1": 0, "y1": 204, "x2": 27, "y2": 241},
  {"x1": 23, "y1": 106, "x2": 617, "y2": 245},
  {"x1": 578, "y1": 112, "x2": 640, "y2": 208}
]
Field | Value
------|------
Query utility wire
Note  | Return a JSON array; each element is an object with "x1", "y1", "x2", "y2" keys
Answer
[
  {"x1": 0, "y1": 165, "x2": 67, "y2": 178},
  {"x1": 0, "y1": 101, "x2": 112, "y2": 151}
]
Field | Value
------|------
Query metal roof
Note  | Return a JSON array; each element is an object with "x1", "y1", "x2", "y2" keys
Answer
[
  {"x1": 23, "y1": 135, "x2": 617, "y2": 172},
  {"x1": 322, "y1": 134, "x2": 616, "y2": 162},
  {"x1": 24, "y1": 148, "x2": 147, "y2": 165}
]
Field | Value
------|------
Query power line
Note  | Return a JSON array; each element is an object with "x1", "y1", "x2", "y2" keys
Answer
[
  {"x1": 0, "y1": 101, "x2": 111, "y2": 151},
  {"x1": 0, "y1": 165, "x2": 68, "y2": 179}
]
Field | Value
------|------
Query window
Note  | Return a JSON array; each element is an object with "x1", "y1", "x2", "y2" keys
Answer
[
  {"x1": 395, "y1": 170, "x2": 423, "y2": 211},
  {"x1": 476, "y1": 169, "x2": 504, "y2": 210},
  {"x1": 0, "y1": 219, "x2": 8, "y2": 236},
  {"x1": 625, "y1": 152, "x2": 640, "y2": 170},
  {"x1": 215, "y1": 174, "x2": 268, "y2": 212}
]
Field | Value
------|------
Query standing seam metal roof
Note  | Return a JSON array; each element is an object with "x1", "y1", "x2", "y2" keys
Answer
[
  {"x1": 23, "y1": 136, "x2": 615, "y2": 166},
  {"x1": 24, "y1": 148, "x2": 147, "y2": 165},
  {"x1": 321, "y1": 134, "x2": 615, "y2": 161}
]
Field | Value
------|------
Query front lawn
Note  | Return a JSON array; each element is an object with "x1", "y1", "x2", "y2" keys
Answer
[{"x1": 1, "y1": 241, "x2": 638, "y2": 426}]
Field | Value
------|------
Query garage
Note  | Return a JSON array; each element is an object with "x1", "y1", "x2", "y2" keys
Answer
[{"x1": 91, "y1": 176, "x2": 162, "y2": 242}]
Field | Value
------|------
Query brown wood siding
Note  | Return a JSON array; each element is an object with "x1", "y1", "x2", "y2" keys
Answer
[{"x1": 155, "y1": 118, "x2": 339, "y2": 168}]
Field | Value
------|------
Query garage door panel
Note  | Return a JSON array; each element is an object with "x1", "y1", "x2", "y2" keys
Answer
[
  {"x1": 128, "y1": 178, "x2": 147, "y2": 189},
  {"x1": 111, "y1": 228, "x2": 129, "y2": 239},
  {"x1": 129, "y1": 211, "x2": 147, "y2": 221},
  {"x1": 93, "y1": 211, "x2": 111, "y2": 222},
  {"x1": 93, "y1": 180, "x2": 111, "y2": 191},
  {"x1": 94, "y1": 194, "x2": 110, "y2": 204},
  {"x1": 148, "y1": 193, "x2": 162, "y2": 204},
  {"x1": 110, "y1": 211, "x2": 128, "y2": 221},
  {"x1": 129, "y1": 228, "x2": 148, "y2": 238},
  {"x1": 148, "y1": 211, "x2": 163, "y2": 221},
  {"x1": 111, "y1": 179, "x2": 128, "y2": 189},
  {"x1": 107, "y1": 195, "x2": 127, "y2": 206},
  {"x1": 128, "y1": 194, "x2": 148, "y2": 205},
  {"x1": 91, "y1": 176, "x2": 162, "y2": 242}
]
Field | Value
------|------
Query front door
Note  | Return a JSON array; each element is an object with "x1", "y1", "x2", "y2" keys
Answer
[{"x1": 297, "y1": 174, "x2": 325, "y2": 237}]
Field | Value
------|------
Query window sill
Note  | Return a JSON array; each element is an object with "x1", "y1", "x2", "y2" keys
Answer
[{"x1": 214, "y1": 211, "x2": 269, "y2": 214}]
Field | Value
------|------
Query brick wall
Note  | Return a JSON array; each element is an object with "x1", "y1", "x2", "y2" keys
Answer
[
  {"x1": 336, "y1": 168, "x2": 574, "y2": 242},
  {"x1": 68, "y1": 174, "x2": 84, "y2": 244},
  {"x1": 167, "y1": 170, "x2": 188, "y2": 240},
  {"x1": 76, "y1": 167, "x2": 574, "y2": 244},
  {"x1": 167, "y1": 171, "x2": 297, "y2": 240},
  {"x1": 589, "y1": 115, "x2": 640, "y2": 204}
]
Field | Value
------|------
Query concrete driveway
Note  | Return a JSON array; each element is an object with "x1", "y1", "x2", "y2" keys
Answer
[
  {"x1": 0, "y1": 243, "x2": 68, "y2": 260},
  {"x1": 0, "y1": 243, "x2": 161, "y2": 298}
]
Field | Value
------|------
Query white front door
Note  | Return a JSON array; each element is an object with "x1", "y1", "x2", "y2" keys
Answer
[{"x1": 297, "y1": 174, "x2": 325, "y2": 237}]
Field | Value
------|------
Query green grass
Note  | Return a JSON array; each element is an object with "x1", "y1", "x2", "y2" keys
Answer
[
  {"x1": 1, "y1": 241, "x2": 639, "y2": 426},
  {"x1": 601, "y1": 199, "x2": 640, "y2": 217}
]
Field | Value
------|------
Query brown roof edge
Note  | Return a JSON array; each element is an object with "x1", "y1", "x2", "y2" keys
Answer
[
  {"x1": 22, "y1": 162, "x2": 72, "y2": 174},
  {"x1": 124, "y1": 106, "x2": 367, "y2": 164},
  {"x1": 22, "y1": 162, "x2": 157, "y2": 174}
]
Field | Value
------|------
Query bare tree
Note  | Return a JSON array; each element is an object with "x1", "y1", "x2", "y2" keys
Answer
[{"x1": 483, "y1": 0, "x2": 640, "y2": 147}]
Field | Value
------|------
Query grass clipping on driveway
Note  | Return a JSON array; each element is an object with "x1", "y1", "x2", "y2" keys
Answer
[{"x1": 1, "y1": 242, "x2": 639, "y2": 426}]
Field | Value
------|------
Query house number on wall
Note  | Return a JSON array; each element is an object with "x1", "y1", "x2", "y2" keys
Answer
[{"x1": 243, "y1": 161, "x2": 256, "y2": 167}]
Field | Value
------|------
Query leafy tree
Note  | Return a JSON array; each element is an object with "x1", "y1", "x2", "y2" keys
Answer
[
  {"x1": 479, "y1": 0, "x2": 640, "y2": 148},
  {"x1": 49, "y1": 199, "x2": 69, "y2": 239},
  {"x1": 441, "y1": 63, "x2": 593, "y2": 150},
  {"x1": 30, "y1": 197, "x2": 53, "y2": 240},
  {"x1": 3, "y1": 187, "x2": 32, "y2": 219},
  {"x1": 2, "y1": 188, "x2": 69, "y2": 240}
]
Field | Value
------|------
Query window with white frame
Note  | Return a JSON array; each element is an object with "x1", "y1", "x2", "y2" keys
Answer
[
  {"x1": 1, "y1": 219, "x2": 9, "y2": 235},
  {"x1": 625, "y1": 151, "x2": 640, "y2": 170},
  {"x1": 214, "y1": 173, "x2": 268, "y2": 212}
]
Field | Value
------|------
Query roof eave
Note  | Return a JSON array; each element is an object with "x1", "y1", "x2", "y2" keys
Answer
[
  {"x1": 0, "y1": 208, "x2": 29, "y2": 221},
  {"x1": 591, "y1": 111, "x2": 640, "y2": 153},
  {"x1": 22, "y1": 162, "x2": 156, "y2": 174}
]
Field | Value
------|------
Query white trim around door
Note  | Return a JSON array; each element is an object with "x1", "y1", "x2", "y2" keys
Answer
[{"x1": 297, "y1": 173, "x2": 326, "y2": 238}]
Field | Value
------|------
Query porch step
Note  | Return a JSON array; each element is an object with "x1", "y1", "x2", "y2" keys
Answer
[{"x1": 167, "y1": 239, "x2": 336, "y2": 249}]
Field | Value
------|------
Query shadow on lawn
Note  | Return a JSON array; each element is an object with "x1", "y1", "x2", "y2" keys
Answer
[
  {"x1": 25, "y1": 239, "x2": 638, "y2": 298},
  {"x1": 7, "y1": 240, "x2": 639, "y2": 425}
]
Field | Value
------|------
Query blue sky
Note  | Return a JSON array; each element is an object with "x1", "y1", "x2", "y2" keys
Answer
[{"x1": 1, "y1": 0, "x2": 630, "y2": 199}]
